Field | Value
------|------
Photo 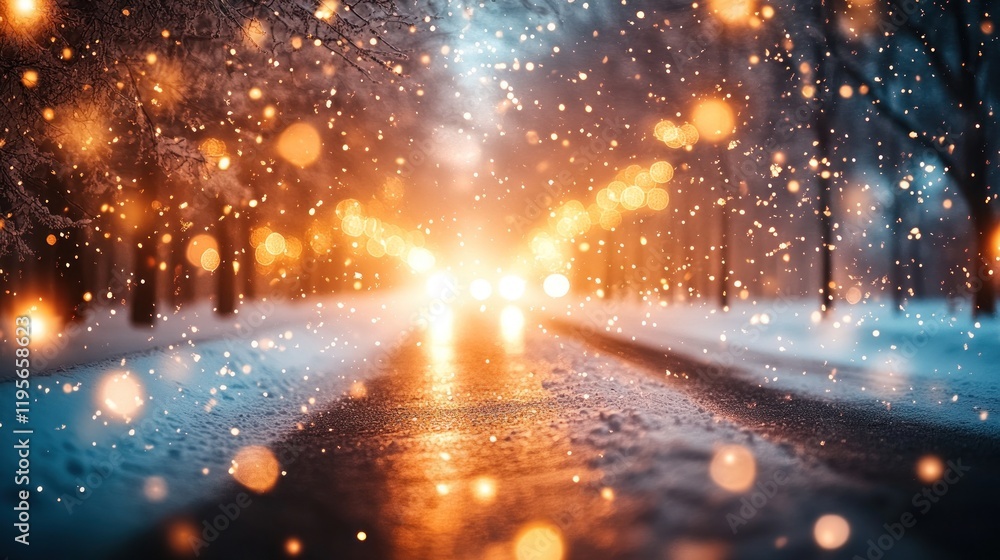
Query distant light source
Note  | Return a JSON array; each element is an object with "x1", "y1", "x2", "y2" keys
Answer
[
  {"x1": 543, "y1": 274, "x2": 570, "y2": 298},
  {"x1": 709, "y1": 444, "x2": 756, "y2": 492},
  {"x1": 709, "y1": 0, "x2": 755, "y2": 25},
  {"x1": 407, "y1": 247, "x2": 435, "y2": 273},
  {"x1": 691, "y1": 99, "x2": 735, "y2": 143},
  {"x1": 427, "y1": 272, "x2": 457, "y2": 300},
  {"x1": 100, "y1": 372, "x2": 145, "y2": 419},
  {"x1": 276, "y1": 122, "x2": 321, "y2": 167},
  {"x1": 469, "y1": 278, "x2": 492, "y2": 301},
  {"x1": 498, "y1": 274, "x2": 527, "y2": 301},
  {"x1": 514, "y1": 522, "x2": 565, "y2": 560},
  {"x1": 230, "y1": 446, "x2": 280, "y2": 493},
  {"x1": 813, "y1": 514, "x2": 851, "y2": 550}
]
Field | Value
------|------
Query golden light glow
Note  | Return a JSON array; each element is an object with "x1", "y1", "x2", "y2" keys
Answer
[
  {"x1": 199, "y1": 137, "x2": 227, "y2": 162},
  {"x1": 709, "y1": 445, "x2": 756, "y2": 492},
  {"x1": 646, "y1": 188, "x2": 670, "y2": 211},
  {"x1": 230, "y1": 446, "x2": 281, "y2": 493},
  {"x1": 813, "y1": 514, "x2": 850, "y2": 549},
  {"x1": 285, "y1": 537, "x2": 302, "y2": 556},
  {"x1": 9, "y1": 0, "x2": 43, "y2": 24},
  {"x1": 314, "y1": 0, "x2": 340, "y2": 20},
  {"x1": 916, "y1": 455, "x2": 944, "y2": 483},
  {"x1": 99, "y1": 372, "x2": 144, "y2": 419},
  {"x1": 709, "y1": 0, "x2": 755, "y2": 25},
  {"x1": 407, "y1": 247, "x2": 436, "y2": 273},
  {"x1": 200, "y1": 248, "x2": 221, "y2": 272},
  {"x1": 472, "y1": 476, "x2": 497, "y2": 503},
  {"x1": 691, "y1": 99, "x2": 735, "y2": 143},
  {"x1": 649, "y1": 161, "x2": 675, "y2": 183},
  {"x1": 469, "y1": 278, "x2": 492, "y2": 301},
  {"x1": 500, "y1": 304, "x2": 526, "y2": 352},
  {"x1": 248, "y1": 87, "x2": 263, "y2": 100},
  {"x1": 514, "y1": 522, "x2": 565, "y2": 560},
  {"x1": 264, "y1": 232, "x2": 287, "y2": 256},
  {"x1": 498, "y1": 274, "x2": 527, "y2": 301},
  {"x1": 276, "y1": 122, "x2": 322, "y2": 167},
  {"x1": 21, "y1": 69, "x2": 39, "y2": 88},
  {"x1": 186, "y1": 234, "x2": 218, "y2": 268},
  {"x1": 543, "y1": 273, "x2": 570, "y2": 298}
]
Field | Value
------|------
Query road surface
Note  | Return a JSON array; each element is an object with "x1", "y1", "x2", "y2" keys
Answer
[{"x1": 110, "y1": 303, "x2": 1000, "y2": 559}]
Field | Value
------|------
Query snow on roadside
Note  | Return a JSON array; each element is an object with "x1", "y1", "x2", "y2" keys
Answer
[
  {"x1": 0, "y1": 290, "x2": 422, "y2": 557},
  {"x1": 541, "y1": 296, "x2": 999, "y2": 437},
  {"x1": 528, "y1": 333, "x2": 937, "y2": 559}
]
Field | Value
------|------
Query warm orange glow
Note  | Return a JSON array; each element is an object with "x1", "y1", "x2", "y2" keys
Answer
[
  {"x1": 498, "y1": 275, "x2": 527, "y2": 301},
  {"x1": 167, "y1": 522, "x2": 200, "y2": 556},
  {"x1": 200, "y1": 248, "x2": 221, "y2": 272},
  {"x1": 916, "y1": 455, "x2": 945, "y2": 483},
  {"x1": 514, "y1": 522, "x2": 565, "y2": 560},
  {"x1": 99, "y1": 372, "x2": 145, "y2": 419},
  {"x1": 500, "y1": 305, "x2": 525, "y2": 353},
  {"x1": 709, "y1": 445, "x2": 756, "y2": 492},
  {"x1": 285, "y1": 537, "x2": 302, "y2": 556},
  {"x1": 21, "y1": 69, "x2": 39, "y2": 88},
  {"x1": 646, "y1": 188, "x2": 670, "y2": 211},
  {"x1": 8, "y1": 0, "x2": 44, "y2": 25},
  {"x1": 276, "y1": 122, "x2": 322, "y2": 167},
  {"x1": 230, "y1": 446, "x2": 281, "y2": 493},
  {"x1": 407, "y1": 247, "x2": 436, "y2": 273},
  {"x1": 472, "y1": 476, "x2": 497, "y2": 503},
  {"x1": 186, "y1": 234, "x2": 218, "y2": 268},
  {"x1": 813, "y1": 514, "x2": 850, "y2": 549},
  {"x1": 709, "y1": 0, "x2": 754, "y2": 25},
  {"x1": 691, "y1": 99, "x2": 735, "y2": 143},
  {"x1": 314, "y1": 0, "x2": 340, "y2": 20},
  {"x1": 649, "y1": 161, "x2": 674, "y2": 183},
  {"x1": 264, "y1": 232, "x2": 286, "y2": 256}
]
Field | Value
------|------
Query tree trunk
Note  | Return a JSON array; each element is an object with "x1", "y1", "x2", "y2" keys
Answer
[
  {"x1": 130, "y1": 164, "x2": 161, "y2": 326},
  {"x1": 890, "y1": 191, "x2": 904, "y2": 311},
  {"x1": 971, "y1": 206, "x2": 997, "y2": 317},
  {"x1": 216, "y1": 204, "x2": 236, "y2": 316}
]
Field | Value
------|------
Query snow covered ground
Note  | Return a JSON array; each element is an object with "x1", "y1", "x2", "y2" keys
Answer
[
  {"x1": 0, "y1": 290, "x2": 424, "y2": 557},
  {"x1": 542, "y1": 295, "x2": 999, "y2": 437},
  {"x1": 527, "y1": 333, "x2": 935, "y2": 559}
]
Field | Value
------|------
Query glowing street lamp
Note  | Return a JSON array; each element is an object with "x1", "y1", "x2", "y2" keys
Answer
[
  {"x1": 7, "y1": 0, "x2": 45, "y2": 27},
  {"x1": 702, "y1": 0, "x2": 758, "y2": 309}
]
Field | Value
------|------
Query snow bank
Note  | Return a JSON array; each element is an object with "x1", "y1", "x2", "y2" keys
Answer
[
  {"x1": 0, "y1": 290, "x2": 421, "y2": 557},
  {"x1": 543, "y1": 296, "x2": 999, "y2": 437}
]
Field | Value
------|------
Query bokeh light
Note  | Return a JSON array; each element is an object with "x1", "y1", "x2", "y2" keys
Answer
[
  {"x1": 514, "y1": 522, "x2": 565, "y2": 560},
  {"x1": 230, "y1": 446, "x2": 281, "y2": 493},
  {"x1": 470, "y1": 278, "x2": 492, "y2": 301},
  {"x1": 691, "y1": 99, "x2": 735, "y2": 143},
  {"x1": 186, "y1": 234, "x2": 218, "y2": 268},
  {"x1": 276, "y1": 122, "x2": 321, "y2": 167},
  {"x1": 543, "y1": 273, "x2": 570, "y2": 298},
  {"x1": 916, "y1": 455, "x2": 945, "y2": 483},
  {"x1": 99, "y1": 372, "x2": 144, "y2": 419},
  {"x1": 498, "y1": 274, "x2": 527, "y2": 301},
  {"x1": 407, "y1": 247, "x2": 436, "y2": 273},
  {"x1": 813, "y1": 514, "x2": 851, "y2": 549},
  {"x1": 709, "y1": 445, "x2": 756, "y2": 492}
]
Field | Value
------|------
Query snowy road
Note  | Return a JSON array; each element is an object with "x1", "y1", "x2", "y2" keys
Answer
[{"x1": 98, "y1": 303, "x2": 998, "y2": 560}]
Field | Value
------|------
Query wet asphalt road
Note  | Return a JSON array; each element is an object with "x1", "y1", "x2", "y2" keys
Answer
[{"x1": 113, "y1": 305, "x2": 1000, "y2": 560}]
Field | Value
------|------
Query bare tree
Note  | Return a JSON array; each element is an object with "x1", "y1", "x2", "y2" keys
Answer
[{"x1": 826, "y1": 0, "x2": 999, "y2": 316}]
